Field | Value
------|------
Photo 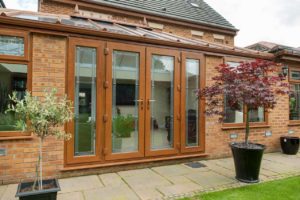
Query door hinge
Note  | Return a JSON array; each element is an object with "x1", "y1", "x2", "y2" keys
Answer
[
  {"x1": 177, "y1": 57, "x2": 181, "y2": 63},
  {"x1": 177, "y1": 84, "x2": 181, "y2": 92},
  {"x1": 103, "y1": 81, "x2": 109, "y2": 89},
  {"x1": 104, "y1": 47, "x2": 109, "y2": 55},
  {"x1": 103, "y1": 114, "x2": 108, "y2": 123},
  {"x1": 103, "y1": 148, "x2": 108, "y2": 155}
]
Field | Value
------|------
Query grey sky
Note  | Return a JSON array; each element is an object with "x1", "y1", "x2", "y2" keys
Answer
[{"x1": 4, "y1": 0, "x2": 300, "y2": 48}]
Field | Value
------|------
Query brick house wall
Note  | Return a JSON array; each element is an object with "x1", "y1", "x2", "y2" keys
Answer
[
  {"x1": 39, "y1": 0, "x2": 235, "y2": 46},
  {"x1": 0, "y1": 0, "x2": 298, "y2": 185},
  {"x1": 0, "y1": 33, "x2": 67, "y2": 184}
]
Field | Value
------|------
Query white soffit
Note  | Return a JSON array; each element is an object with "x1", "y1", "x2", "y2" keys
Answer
[
  {"x1": 191, "y1": 30, "x2": 204, "y2": 37},
  {"x1": 213, "y1": 34, "x2": 225, "y2": 40},
  {"x1": 148, "y1": 22, "x2": 164, "y2": 30}
]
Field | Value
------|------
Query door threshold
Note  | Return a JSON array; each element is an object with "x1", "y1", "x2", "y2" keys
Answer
[{"x1": 62, "y1": 153, "x2": 208, "y2": 171}]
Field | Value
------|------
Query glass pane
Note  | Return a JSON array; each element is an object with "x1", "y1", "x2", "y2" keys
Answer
[
  {"x1": 151, "y1": 55, "x2": 174, "y2": 150},
  {"x1": 74, "y1": 46, "x2": 96, "y2": 156},
  {"x1": 290, "y1": 84, "x2": 300, "y2": 120},
  {"x1": 224, "y1": 95, "x2": 243, "y2": 123},
  {"x1": 290, "y1": 71, "x2": 300, "y2": 81},
  {"x1": 185, "y1": 59, "x2": 199, "y2": 147},
  {"x1": 0, "y1": 63, "x2": 27, "y2": 131},
  {"x1": 249, "y1": 107, "x2": 264, "y2": 122},
  {"x1": 112, "y1": 51, "x2": 139, "y2": 153},
  {"x1": 0, "y1": 35, "x2": 24, "y2": 56}
]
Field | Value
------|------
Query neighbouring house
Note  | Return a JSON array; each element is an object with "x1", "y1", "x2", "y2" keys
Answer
[
  {"x1": 247, "y1": 41, "x2": 300, "y2": 123},
  {"x1": 0, "y1": 0, "x2": 298, "y2": 184},
  {"x1": 0, "y1": 0, "x2": 5, "y2": 8}
]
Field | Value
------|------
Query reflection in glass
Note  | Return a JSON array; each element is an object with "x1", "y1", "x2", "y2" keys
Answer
[
  {"x1": 249, "y1": 107, "x2": 264, "y2": 122},
  {"x1": 74, "y1": 47, "x2": 96, "y2": 156},
  {"x1": 0, "y1": 63, "x2": 27, "y2": 131},
  {"x1": 185, "y1": 59, "x2": 199, "y2": 147},
  {"x1": 151, "y1": 55, "x2": 174, "y2": 150},
  {"x1": 112, "y1": 51, "x2": 139, "y2": 153},
  {"x1": 291, "y1": 71, "x2": 300, "y2": 81},
  {"x1": 290, "y1": 84, "x2": 300, "y2": 120},
  {"x1": 224, "y1": 96, "x2": 244, "y2": 123},
  {"x1": 0, "y1": 35, "x2": 24, "y2": 56}
]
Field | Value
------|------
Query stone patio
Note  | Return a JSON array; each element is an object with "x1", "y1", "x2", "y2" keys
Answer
[{"x1": 1, "y1": 152, "x2": 299, "y2": 200}]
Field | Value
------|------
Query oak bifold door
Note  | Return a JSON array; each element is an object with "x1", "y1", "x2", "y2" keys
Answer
[{"x1": 66, "y1": 38, "x2": 205, "y2": 166}]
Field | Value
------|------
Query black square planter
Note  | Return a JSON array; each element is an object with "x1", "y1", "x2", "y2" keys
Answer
[{"x1": 16, "y1": 179, "x2": 60, "y2": 200}]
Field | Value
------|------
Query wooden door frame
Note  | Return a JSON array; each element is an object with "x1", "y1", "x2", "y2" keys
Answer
[
  {"x1": 66, "y1": 37, "x2": 105, "y2": 165},
  {"x1": 145, "y1": 47, "x2": 180, "y2": 157},
  {"x1": 180, "y1": 52, "x2": 206, "y2": 153},
  {"x1": 104, "y1": 42, "x2": 145, "y2": 160}
]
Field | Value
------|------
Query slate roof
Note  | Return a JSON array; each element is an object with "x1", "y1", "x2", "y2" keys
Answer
[
  {"x1": 0, "y1": 0, "x2": 5, "y2": 8},
  {"x1": 86, "y1": 0, "x2": 237, "y2": 31}
]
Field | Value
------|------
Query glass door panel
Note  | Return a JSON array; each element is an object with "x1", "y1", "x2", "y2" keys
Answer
[
  {"x1": 66, "y1": 38, "x2": 104, "y2": 165},
  {"x1": 112, "y1": 51, "x2": 139, "y2": 153},
  {"x1": 105, "y1": 43, "x2": 145, "y2": 160},
  {"x1": 145, "y1": 48, "x2": 180, "y2": 156},
  {"x1": 185, "y1": 59, "x2": 199, "y2": 147},
  {"x1": 181, "y1": 52, "x2": 205, "y2": 153},
  {"x1": 74, "y1": 46, "x2": 96, "y2": 156},
  {"x1": 151, "y1": 55, "x2": 174, "y2": 150}
]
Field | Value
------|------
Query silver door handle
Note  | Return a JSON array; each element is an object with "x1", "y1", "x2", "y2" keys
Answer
[{"x1": 147, "y1": 99, "x2": 156, "y2": 109}]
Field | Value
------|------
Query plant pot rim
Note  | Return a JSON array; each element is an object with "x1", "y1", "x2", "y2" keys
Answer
[
  {"x1": 280, "y1": 136, "x2": 299, "y2": 140},
  {"x1": 15, "y1": 178, "x2": 60, "y2": 197},
  {"x1": 230, "y1": 142, "x2": 266, "y2": 150}
]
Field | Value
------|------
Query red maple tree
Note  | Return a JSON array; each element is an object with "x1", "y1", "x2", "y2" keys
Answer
[{"x1": 198, "y1": 59, "x2": 289, "y2": 145}]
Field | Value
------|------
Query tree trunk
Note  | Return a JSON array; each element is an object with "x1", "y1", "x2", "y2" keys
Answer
[
  {"x1": 39, "y1": 137, "x2": 43, "y2": 190},
  {"x1": 245, "y1": 108, "x2": 250, "y2": 145}
]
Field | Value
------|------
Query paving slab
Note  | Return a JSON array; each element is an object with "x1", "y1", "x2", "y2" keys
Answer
[
  {"x1": 0, "y1": 184, "x2": 17, "y2": 200},
  {"x1": 152, "y1": 164, "x2": 193, "y2": 177},
  {"x1": 57, "y1": 191, "x2": 85, "y2": 200},
  {"x1": 157, "y1": 182, "x2": 202, "y2": 197},
  {"x1": 185, "y1": 171, "x2": 236, "y2": 188},
  {"x1": 99, "y1": 173, "x2": 126, "y2": 187},
  {"x1": 84, "y1": 185, "x2": 140, "y2": 200},
  {"x1": 134, "y1": 187, "x2": 164, "y2": 200},
  {"x1": 0, "y1": 185, "x2": 7, "y2": 200},
  {"x1": 59, "y1": 175, "x2": 103, "y2": 193},
  {"x1": 118, "y1": 169, "x2": 171, "y2": 190},
  {"x1": 166, "y1": 175, "x2": 197, "y2": 185}
]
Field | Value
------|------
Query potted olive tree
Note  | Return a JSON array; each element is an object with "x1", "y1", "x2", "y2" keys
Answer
[
  {"x1": 198, "y1": 59, "x2": 289, "y2": 183},
  {"x1": 7, "y1": 89, "x2": 73, "y2": 200}
]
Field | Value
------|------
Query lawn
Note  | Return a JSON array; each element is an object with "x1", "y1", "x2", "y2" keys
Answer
[{"x1": 181, "y1": 176, "x2": 300, "y2": 200}]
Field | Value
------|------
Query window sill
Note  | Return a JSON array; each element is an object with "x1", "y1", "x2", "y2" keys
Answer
[
  {"x1": 222, "y1": 124, "x2": 270, "y2": 130},
  {"x1": 288, "y1": 122, "x2": 300, "y2": 126},
  {"x1": 0, "y1": 132, "x2": 33, "y2": 140}
]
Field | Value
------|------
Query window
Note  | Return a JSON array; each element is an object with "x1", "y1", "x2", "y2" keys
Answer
[
  {"x1": 0, "y1": 35, "x2": 24, "y2": 56},
  {"x1": 224, "y1": 62, "x2": 266, "y2": 125},
  {"x1": 0, "y1": 63, "x2": 28, "y2": 132},
  {"x1": 289, "y1": 68, "x2": 300, "y2": 121},
  {"x1": 0, "y1": 30, "x2": 29, "y2": 61},
  {"x1": 290, "y1": 84, "x2": 300, "y2": 120}
]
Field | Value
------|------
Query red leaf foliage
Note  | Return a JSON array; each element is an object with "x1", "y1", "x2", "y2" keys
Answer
[{"x1": 198, "y1": 59, "x2": 289, "y2": 120}]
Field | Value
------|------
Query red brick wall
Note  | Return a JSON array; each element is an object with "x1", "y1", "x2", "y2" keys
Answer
[
  {"x1": 0, "y1": 33, "x2": 67, "y2": 184},
  {"x1": 204, "y1": 56, "x2": 299, "y2": 158}
]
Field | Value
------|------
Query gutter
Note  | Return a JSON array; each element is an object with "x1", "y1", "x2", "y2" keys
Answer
[{"x1": 0, "y1": 15, "x2": 273, "y2": 60}]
